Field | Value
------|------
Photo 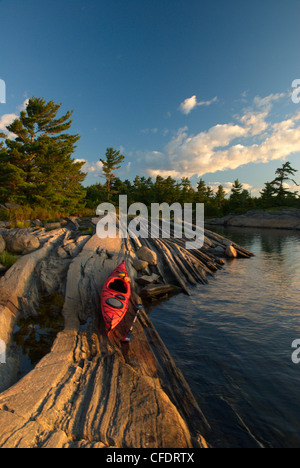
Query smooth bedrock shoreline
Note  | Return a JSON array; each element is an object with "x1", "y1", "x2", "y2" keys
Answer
[
  {"x1": 0, "y1": 217, "x2": 255, "y2": 448},
  {"x1": 205, "y1": 209, "x2": 300, "y2": 231}
]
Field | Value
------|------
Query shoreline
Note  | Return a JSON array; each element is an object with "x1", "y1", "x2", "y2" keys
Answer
[
  {"x1": 0, "y1": 218, "x2": 253, "y2": 448},
  {"x1": 205, "y1": 209, "x2": 300, "y2": 231}
]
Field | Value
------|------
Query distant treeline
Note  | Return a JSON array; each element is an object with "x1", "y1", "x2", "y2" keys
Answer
[
  {"x1": 0, "y1": 96, "x2": 299, "y2": 220},
  {"x1": 85, "y1": 161, "x2": 300, "y2": 218}
]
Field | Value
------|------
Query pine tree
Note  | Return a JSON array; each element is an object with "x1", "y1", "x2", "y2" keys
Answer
[
  {"x1": 179, "y1": 177, "x2": 194, "y2": 204},
  {"x1": 229, "y1": 179, "x2": 250, "y2": 212},
  {"x1": 132, "y1": 176, "x2": 155, "y2": 205},
  {"x1": 205, "y1": 185, "x2": 214, "y2": 200},
  {"x1": 215, "y1": 185, "x2": 226, "y2": 209},
  {"x1": 100, "y1": 148, "x2": 125, "y2": 200},
  {"x1": 195, "y1": 178, "x2": 207, "y2": 203},
  {"x1": 85, "y1": 183, "x2": 106, "y2": 209},
  {"x1": 260, "y1": 182, "x2": 276, "y2": 208},
  {"x1": 271, "y1": 162, "x2": 298, "y2": 203},
  {"x1": 0, "y1": 97, "x2": 86, "y2": 211},
  {"x1": 230, "y1": 179, "x2": 243, "y2": 198}
]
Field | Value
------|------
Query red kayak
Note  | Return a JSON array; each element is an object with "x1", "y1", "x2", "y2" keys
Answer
[{"x1": 101, "y1": 261, "x2": 131, "y2": 332}]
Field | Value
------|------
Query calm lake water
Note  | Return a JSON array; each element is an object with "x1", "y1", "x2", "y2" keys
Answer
[{"x1": 149, "y1": 227, "x2": 300, "y2": 448}]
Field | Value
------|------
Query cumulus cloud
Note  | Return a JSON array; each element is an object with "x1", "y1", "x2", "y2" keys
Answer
[
  {"x1": 145, "y1": 93, "x2": 300, "y2": 179},
  {"x1": 0, "y1": 113, "x2": 18, "y2": 132},
  {"x1": 18, "y1": 98, "x2": 29, "y2": 111},
  {"x1": 0, "y1": 99, "x2": 29, "y2": 138},
  {"x1": 179, "y1": 95, "x2": 198, "y2": 115},
  {"x1": 283, "y1": 182, "x2": 299, "y2": 193},
  {"x1": 253, "y1": 93, "x2": 285, "y2": 111},
  {"x1": 179, "y1": 95, "x2": 218, "y2": 115},
  {"x1": 238, "y1": 110, "x2": 269, "y2": 136},
  {"x1": 75, "y1": 159, "x2": 103, "y2": 174}
]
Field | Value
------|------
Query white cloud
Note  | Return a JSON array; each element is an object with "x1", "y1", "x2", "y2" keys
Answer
[
  {"x1": 148, "y1": 168, "x2": 186, "y2": 179},
  {"x1": 18, "y1": 98, "x2": 29, "y2": 111},
  {"x1": 283, "y1": 182, "x2": 299, "y2": 193},
  {"x1": 179, "y1": 95, "x2": 198, "y2": 115},
  {"x1": 75, "y1": 159, "x2": 103, "y2": 174},
  {"x1": 0, "y1": 113, "x2": 18, "y2": 139},
  {"x1": 179, "y1": 95, "x2": 218, "y2": 115},
  {"x1": 253, "y1": 93, "x2": 285, "y2": 111},
  {"x1": 146, "y1": 93, "x2": 300, "y2": 179},
  {"x1": 0, "y1": 113, "x2": 18, "y2": 132},
  {"x1": 198, "y1": 96, "x2": 218, "y2": 107},
  {"x1": 0, "y1": 99, "x2": 29, "y2": 138},
  {"x1": 238, "y1": 111, "x2": 269, "y2": 136}
]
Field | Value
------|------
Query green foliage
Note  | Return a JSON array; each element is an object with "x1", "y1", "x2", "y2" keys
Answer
[
  {"x1": 1, "y1": 96, "x2": 299, "y2": 221},
  {"x1": 84, "y1": 161, "x2": 300, "y2": 218},
  {"x1": 100, "y1": 147, "x2": 125, "y2": 200},
  {"x1": 215, "y1": 185, "x2": 226, "y2": 209},
  {"x1": 153, "y1": 176, "x2": 181, "y2": 204},
  {"x1": 0, "y1": 97, "x2": 86, "y2": 212},
  {"x1": 0, "y1": 205, "x2": 67, "y2": 223},
  {"x1": 259, "y1": 182, "x2": 276, "y2": 208},
  {"x1": 0, "y1": 250, "x2": 19, "y2": 268},
  {"x1": 271, "y1": 162, "x2": 298, "y2": 203},
  {"x1": 228, "y1": 179, "x2": 253, "y2": 213},
  {"x1": 85, "y1": 183, "x2": 107, "y2": 209}
]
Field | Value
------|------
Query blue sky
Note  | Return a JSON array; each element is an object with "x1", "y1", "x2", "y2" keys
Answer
[{"x1": 1, "y1": 0, "x2": 300, "y2": 195}]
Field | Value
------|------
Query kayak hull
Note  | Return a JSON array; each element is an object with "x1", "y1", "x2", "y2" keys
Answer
[{"x1": 101, "y1": 261, "x2": 131, "y2": 332}]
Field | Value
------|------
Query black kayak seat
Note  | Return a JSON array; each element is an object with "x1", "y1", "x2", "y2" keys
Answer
[
  {"x1": 106, "y1": 297, "x2": 124, "y2": 309},
  {"x1": 115, "y1": 294, "x2": 126, "y2": 301}
]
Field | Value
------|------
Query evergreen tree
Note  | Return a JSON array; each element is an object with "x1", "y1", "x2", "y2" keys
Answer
[
  {"x1": 100, "y1": 148, "x2": 125, "y2": 200},
  {"x1": 215, "y1": 185, "x2": 226, "y2": 209},
  {"x1": 85, "y1": 183, "x2": 106, "y2": 209},
  {"x1": 271, "y1": 162, "x2": 298, "y2": 203},
  {"x1": 0, "y1": 97, "x2": 86, "y2": 211},
  {"x1": 0, "y1": 140, "x2": 27, "y2": 203},
  {"x1": 230, "y1": 179, "x2": 243, "y2": 197},
  {"x1": 195, "y1": 178, "x2": 207, "y2": 203},
  {"x1": 229, "y1": 179, "x2": 251, "y2": 212},
  {"x1": 132, "y1": 176, "x2": 154, "y2": 205},
  {"x1": 179, "y1": 177, "x2": 194, "y2": 203},
  {"x1": 205, "y1": 185, "x2": 214, "y2": 201},
  {"x1": 260, "y1": 182, "x2": 276, "y2": 208},
  {"x1": 153, "y1": 176, "x2": 181, "y2": 204}
]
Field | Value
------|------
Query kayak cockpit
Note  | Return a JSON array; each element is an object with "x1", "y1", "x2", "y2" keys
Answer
[{"x1": 108, "y1": 279, "x2": 128, "y2": 294}]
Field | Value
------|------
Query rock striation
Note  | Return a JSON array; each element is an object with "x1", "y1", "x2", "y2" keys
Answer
[{"x1": 0, "y1": 217, "x2": 253, "y2": 448}]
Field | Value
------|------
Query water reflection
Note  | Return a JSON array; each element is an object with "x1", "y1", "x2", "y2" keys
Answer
[
  {"x1": 13, "y1": 292, "x2": 64, "y2": 377},
  {"x1": 149, "y1": 227, "x2": 300, "y2": 448}
]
